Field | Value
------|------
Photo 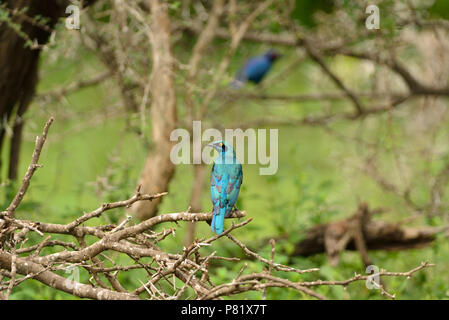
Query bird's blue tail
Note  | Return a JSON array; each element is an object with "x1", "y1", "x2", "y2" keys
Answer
[{"x1": 211, "y1": 207, "x2": 226, "y2": 234}]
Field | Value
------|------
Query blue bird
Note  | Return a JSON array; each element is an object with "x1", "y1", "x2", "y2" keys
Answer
[
  {"x1": 207, "y1": 141, "x2": 243, "y2": 234},
  {"x1": 231, "y1": 49, "x2": 281, "y2": 88}
]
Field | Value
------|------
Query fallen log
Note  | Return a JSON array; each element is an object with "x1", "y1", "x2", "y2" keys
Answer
[{"x1": 291, "y1": 203, "x2": 448, "y2": 265}]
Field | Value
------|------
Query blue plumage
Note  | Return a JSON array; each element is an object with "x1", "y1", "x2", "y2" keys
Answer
[
  {"x1": 231, "y1": 49, "x2": 281, "y2": 88},
  {"x1": 208, "y1": 141, "x2": 243, "y2": 234}
]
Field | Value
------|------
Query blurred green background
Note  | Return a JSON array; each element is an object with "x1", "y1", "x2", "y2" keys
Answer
[{"x1": 1, "y1": 0, "x2": 448, "y2": 299}]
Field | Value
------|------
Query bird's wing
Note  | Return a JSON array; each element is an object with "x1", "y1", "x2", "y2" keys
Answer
[
  {"x1": 210, "y1": 164, "x2": 222, "y2": 210},
  {"x1": 210, "y1": 163, "x2": 243, "y2": 233},
  {"x1": 224, "y1": 165, "x2": 243, "y2": 215},
  {"x1": 245, "y1": 57, "x2": 270, "y2": 83}
]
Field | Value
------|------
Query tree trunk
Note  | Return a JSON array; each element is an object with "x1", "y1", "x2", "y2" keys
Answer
[
  {"x1": 128, "y1": 0, "x2": 177, "y2": 220},
  {"x1": 0, "y1": 0, "x2": 96, "y2": 181},
  {"x1": 0, "y1": 1, "x2": 63, "y2": 181},
  {"x1": 184, "y1": 164, "x2": 207, "y2": 246}
]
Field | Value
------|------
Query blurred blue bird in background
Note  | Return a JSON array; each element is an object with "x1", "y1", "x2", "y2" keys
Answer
[
  {"x1": 207, "y1": 141, "x2": 243, "y2": 234},
  {"x1": 231, "y1": 49, "x2": 281, "y2": 88}
]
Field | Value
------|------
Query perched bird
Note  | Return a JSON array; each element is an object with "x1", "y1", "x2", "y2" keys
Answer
[
  {"x1": 207, "y1": 141, "x2": 243, "y2": 234},
  {"x1": 231, "y1": 49, "x2": 281, "y2": 88}
]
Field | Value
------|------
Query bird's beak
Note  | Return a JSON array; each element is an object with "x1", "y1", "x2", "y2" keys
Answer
[{"x1": 206, "y1": 142, "x2": 217, "y2": 151}]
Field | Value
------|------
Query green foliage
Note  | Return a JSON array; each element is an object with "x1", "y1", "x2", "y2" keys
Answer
[
  {"x1": 428, "y1": 0, "x2": 449, "y2": 20},
  {"x1": 292, "y1": 0, "x2": 335, "y2": 28}
]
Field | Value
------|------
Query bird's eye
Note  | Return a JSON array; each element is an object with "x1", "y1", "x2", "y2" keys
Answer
[{"x1": 218, "y1": 142, "x2": 226, "y2": 152}]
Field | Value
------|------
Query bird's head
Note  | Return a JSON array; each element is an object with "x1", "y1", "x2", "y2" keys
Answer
[
  {"x1": 206, "y1": 140, "x2": 235, "y2": 155},
  {"x1": 265, "y1": 49, "x2": 281, "y2": 62}
]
